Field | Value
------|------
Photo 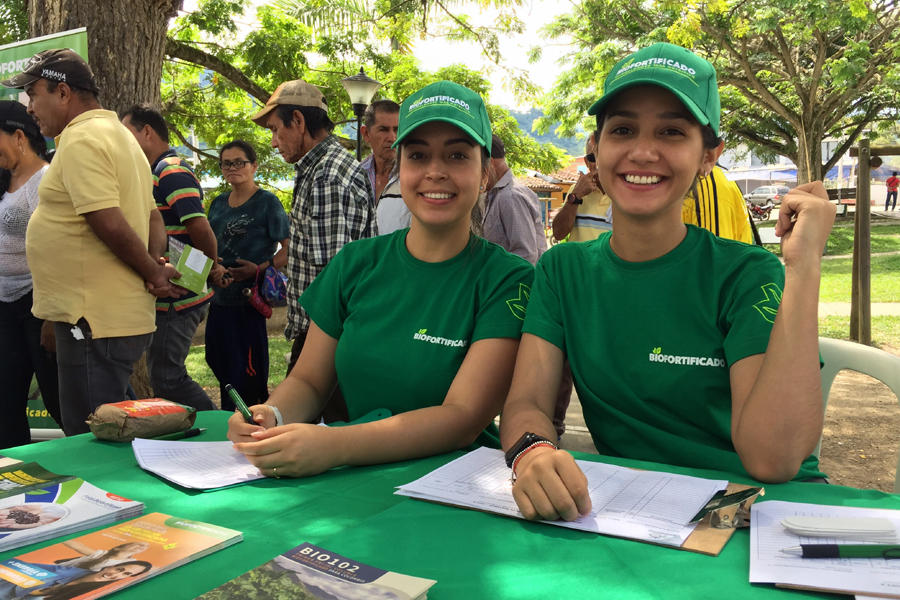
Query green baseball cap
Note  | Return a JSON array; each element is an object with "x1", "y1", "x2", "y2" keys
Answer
[
  {"x1": 393, "y1": 80, "x2": 492, "y2": 152},
  {"x1": 587, "y1": 42, "x2": 720, "y2": 136}
]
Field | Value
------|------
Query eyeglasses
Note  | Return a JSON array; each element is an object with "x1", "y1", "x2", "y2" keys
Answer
[
  {"x1": 584, "y1": 153, "x2": 596, "y2": 164},
  {"x1": 220, "y1": 159, "x2": 251, "y2": 170}
]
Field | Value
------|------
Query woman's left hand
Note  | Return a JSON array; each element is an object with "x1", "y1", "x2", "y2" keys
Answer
[
  {"x1": 775, "y1": 181, "x2": 836, "y2": 268},
  {"x1": 227, "y1": 258, "x2": 258, "y2": 282},
  {"x1": 233, "y1": 423, "x2": 342, "y2": 478}
]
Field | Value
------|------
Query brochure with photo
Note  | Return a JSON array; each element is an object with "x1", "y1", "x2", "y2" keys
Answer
[
  {"x1": 0, "y1": 462, "x2": 73, "y2": 501},
  {"x1": 0, "y1": 512, "x2": 242, "y2": 600},
  {"x1": 196, "y1": 542, "x2": 436, "y2": 600},
  {"x1": 0, "y1": 478, "x2": 144, "y2": 552}
]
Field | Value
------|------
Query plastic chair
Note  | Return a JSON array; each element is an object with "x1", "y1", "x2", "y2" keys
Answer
[{"x1": 817, "y1": 337, "x2": 900, "y2": 493}]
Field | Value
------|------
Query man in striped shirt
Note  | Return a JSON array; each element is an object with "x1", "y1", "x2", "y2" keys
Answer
[{"x1": 122, "y1": 104, "x2": 220, "y2": 410}]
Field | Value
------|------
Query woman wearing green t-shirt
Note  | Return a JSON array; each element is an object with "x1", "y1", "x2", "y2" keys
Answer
[
  {"x1": 227, "y1": 81, "x2": 533, "y2": 478},
  {"x1": 500, "y1": 43, "x2": 837, "y2": 522}
]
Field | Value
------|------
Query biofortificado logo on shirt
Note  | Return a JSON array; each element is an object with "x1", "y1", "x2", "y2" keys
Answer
[
  {"x1": 648, "y1": 346, "x2": 725, "y2": 368},
  {"x1": 412, "y1": 328, "x2": 467, "y2": 348}
]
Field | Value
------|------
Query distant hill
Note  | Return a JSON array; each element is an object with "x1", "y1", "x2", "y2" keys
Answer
[{"x1": 508, "y1": 107, "x2": 584, "y2": 157}]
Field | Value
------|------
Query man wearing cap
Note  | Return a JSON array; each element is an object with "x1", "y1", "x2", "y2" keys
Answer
[
  {"x1": 482, "y1": 134, "x2": 546, "y2": 265},
  {"x1": 551, "y1": 130, "x2": 612, "y2": 242},
  {"x1": 121, "y1": 103, "x2": 221, "y2": 412},
  {"x1": 1, "y1": 49, "x2": 179, "y2": 435},
  {"x1": 251, "y1": 79, "x2": 376, "y2": 407}
]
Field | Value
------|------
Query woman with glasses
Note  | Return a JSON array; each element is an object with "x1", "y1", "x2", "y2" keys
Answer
[{"x1": 205, "y1": 140, "x2": 289, "y2": 409}]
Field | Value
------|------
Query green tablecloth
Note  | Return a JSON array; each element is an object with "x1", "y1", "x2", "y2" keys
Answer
[{"x1": 3, "y1": 411, "x2": 898, "y2": 599}]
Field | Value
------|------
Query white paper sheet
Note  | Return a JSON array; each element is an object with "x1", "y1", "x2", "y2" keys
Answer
[
  {"x1": 750, "y1": 500, "x2": 900, "y2": 598},
  {"x1": 132, "y1": 439, "x2": 265, "y2": 490},
  {"x1": 396, "y1": 447, "x2": 727, "y2": 546}
]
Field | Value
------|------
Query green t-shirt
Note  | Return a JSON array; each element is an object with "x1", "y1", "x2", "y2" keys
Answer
[
  {"x1": 301, "y1": 230, "x2": 534, "y2": 435},
  {"x1": 524, "y1": 225, "x2": 824, "y2": 481}
]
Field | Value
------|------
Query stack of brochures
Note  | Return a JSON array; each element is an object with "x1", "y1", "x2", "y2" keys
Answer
[
  {"x1": 196, "y1": 542, "x2": 436, "y2": 600},
  {"x1": 0, "y1": 512, "x2": 242, "y2": 599},
  {"x1": 0, "y1": 478, "x2": 144, "y2": 552}
]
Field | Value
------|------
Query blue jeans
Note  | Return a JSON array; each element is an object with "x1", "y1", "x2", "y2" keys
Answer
[
  {"x1": 148, "y1": 304, "x2": 214, "y2": 411},
  {"x1": 54, "y1": 319, "x2": 152, "y2": 435}
]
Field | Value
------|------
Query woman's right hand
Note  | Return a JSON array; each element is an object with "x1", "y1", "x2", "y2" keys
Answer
[
  {"x1": 511, "y1": 447, "x2": 592, "y2": 522},
  {"x1": 226, "y1": 404, "x2": 277, "y2": 443}
]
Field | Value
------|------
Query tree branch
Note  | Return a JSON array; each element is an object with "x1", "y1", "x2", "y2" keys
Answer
[{"x1": 164, "y1": 37, "x2": 270, "y2": 104}]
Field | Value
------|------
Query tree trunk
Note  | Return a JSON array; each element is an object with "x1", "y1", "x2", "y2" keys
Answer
[
  {"x1": 28, "y1": 0, "x2": 182, "y2": 114},
  {"x1": 27, "y1": 0, "x2": 182, "y2": 397}
]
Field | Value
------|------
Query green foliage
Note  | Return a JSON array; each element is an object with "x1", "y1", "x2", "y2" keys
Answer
[
  {"x1": 538, "y1": 0, "x2": 900, "y2": 182},
  {"x1": 162, "y1": 3, "x2": 564, "y2": 186},
  {"x1": 0, "y1": 0, "x2": 27, "y2": 45}
]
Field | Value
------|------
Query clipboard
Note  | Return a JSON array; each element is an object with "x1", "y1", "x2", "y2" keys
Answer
[{"x1": 681, "y1": 482, "x2": 763, "y2": 556}]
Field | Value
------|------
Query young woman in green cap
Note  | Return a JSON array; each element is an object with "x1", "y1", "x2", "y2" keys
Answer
[
  {"x1": 227, "y1": 81, "x2": 533, "y2": 478},
  {"x1": 500, "y1": 43, "x2": 837, "y2": 522}
]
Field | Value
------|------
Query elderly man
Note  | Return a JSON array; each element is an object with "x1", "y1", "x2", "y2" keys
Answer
[
  {"x1": 482, "y1": 135, "x2": 546, "y2": 264},
  {"x1": 1, "y1": 49, "x2": 178, "y2": 434},
  {"x1": 121, "y1": 103, "x2": 222, "y2": 411},
  {"x1": 360, "y1": 99, "x2": 407, "y2": 234},
  {"x1": 251, "y1": 79, "x2": 375, "y2": 419}
]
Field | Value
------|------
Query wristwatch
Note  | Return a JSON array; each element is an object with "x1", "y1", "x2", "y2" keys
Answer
[
  {"x1": 566, "y1": 192, "x2": 583, "y2": 205},
  {"x1": 504, "y1": 432, "x2": 557, "y2": 467}
]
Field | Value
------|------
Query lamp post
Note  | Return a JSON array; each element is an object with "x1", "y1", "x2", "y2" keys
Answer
[{"x1": 341, "y1": 67, "x2": 382, "y2": 160}]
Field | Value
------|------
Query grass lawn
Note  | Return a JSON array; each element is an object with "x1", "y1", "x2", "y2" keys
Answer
[
  {"x1": 819, "y1": 316, "x2": 900, "y2": 351},
  {"x1": 758, "y1": 220, "x2": 900, "y2": 257},
  {"x1": 820, "y1": 253, "x2": 900, "y2": 302},
  {"x1": 185, "y1": 336, "x2": 293, "y2": 391}
]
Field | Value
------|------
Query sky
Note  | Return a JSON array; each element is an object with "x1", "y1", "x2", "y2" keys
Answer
[{"x1": 181, "y1": 0, "x2": 571, "y2": 110}]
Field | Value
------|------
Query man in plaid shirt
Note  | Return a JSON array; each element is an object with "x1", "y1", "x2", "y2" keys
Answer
[{"x1": 252, "y1": 80, "x2": 376, "y2": 410}]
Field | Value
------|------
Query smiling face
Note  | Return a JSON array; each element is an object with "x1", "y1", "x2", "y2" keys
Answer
[
  {"x1": 220, "y1": 146, "x2": 257, "y2": 187},
  {"x1": 596, "y1": 85, "x2": 718, "y2": 221},
  {"x1": 91, "y1": 563, "x2": 149, "y2": 582},
  {"x1": 361, "y1": 109, "x2": 399, "y2": 167},
  {"x1": 398, "y1": 121, "x2": 487, "y2": 233}
]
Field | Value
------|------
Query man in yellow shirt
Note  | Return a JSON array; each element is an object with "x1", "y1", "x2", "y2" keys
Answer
[
  {"x1": 682, "y1": 166, "x2": 753, "y2": 244},
  {"x1": 552, "y1": 131, "x2": 611, "y2": 242},
  {"x1": 2, "y1": 49, "x2": 179, "y2": 434}
]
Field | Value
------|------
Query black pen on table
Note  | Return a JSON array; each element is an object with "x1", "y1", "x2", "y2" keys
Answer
[
  {"x1": 151, "y1": 428, "x2": 207, "y2": 441},
  {"x1": 782, "y1": 544, "x2": 900, "y2": 559},
  {"x1": 225, "y1": 384, "x2": 254, "y2": 424}
]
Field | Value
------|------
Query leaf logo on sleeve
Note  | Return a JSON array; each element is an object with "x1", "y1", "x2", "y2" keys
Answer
[
  {"x1": 752, "y1": 282, "x2": 783, "y2": 324},
  {"x1": 506, "y1": 283, "x2": 531, "y2": 321}
]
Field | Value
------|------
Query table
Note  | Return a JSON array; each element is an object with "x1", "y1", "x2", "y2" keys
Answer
[{"x1": 2, "y1": 411, "x2": 898, "y2": 599}]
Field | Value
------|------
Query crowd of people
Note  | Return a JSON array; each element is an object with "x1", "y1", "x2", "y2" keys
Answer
[{"x1": 1, "y1": 42, "x2": 836, "y2": 519}]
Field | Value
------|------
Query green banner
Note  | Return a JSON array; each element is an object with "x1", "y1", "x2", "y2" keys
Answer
[{"x1": 0, "y1": 28, "x2": 88, "y2": 101}]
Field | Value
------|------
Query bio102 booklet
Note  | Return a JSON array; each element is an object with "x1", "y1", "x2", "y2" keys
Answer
[{"x1": 196, "y1": 542, "x2": 436, "y2": 600}]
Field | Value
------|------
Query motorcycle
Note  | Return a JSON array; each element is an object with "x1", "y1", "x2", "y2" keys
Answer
[{"x1": 747, "y1": 200, "x2": 774, "y2": 221}]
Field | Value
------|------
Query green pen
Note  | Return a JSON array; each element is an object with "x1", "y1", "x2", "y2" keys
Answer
[
  {"x1": 782, "y1": 544, "x2": 900, "y2": 559},
  {"x1": 225, "y1": 384, "x2": 253, "y2": 424}
]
